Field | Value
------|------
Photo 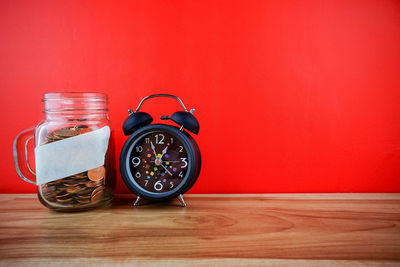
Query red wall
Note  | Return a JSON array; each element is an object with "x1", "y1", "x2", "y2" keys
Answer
[{"x1": 1, "y1": 0, "x2": 400, "y2": 193}]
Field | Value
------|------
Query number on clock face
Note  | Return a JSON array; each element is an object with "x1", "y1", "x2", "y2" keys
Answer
[{"x1": 129, "y1": 132, "x2": 189, "y2": 193}]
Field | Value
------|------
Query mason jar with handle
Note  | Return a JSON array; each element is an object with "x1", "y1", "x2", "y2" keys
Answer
[{"x1": 13, "y1": 92, "x2": 115, "y2": 211}]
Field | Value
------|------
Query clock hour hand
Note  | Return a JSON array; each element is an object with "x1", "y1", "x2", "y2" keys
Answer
[
  {"x1": 160, "y1": 164, "x2": 173, "y2": 176},
  {"x1": 161, "y1": 146, "x2": 168, "y2": 158}
]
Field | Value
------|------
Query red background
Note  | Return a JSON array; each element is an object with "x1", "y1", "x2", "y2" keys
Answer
[{"x1": 1, "y1": 0, "x2": 400, "y2": 193}]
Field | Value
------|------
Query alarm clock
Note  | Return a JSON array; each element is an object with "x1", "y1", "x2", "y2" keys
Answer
[{"x1": 120, "y1": 94, "x2": 201, "y2": 207}]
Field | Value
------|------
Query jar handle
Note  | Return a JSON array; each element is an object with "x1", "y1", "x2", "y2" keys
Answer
[{"x1": 13, "y1": 127, "x2": 36, "y2": 185}]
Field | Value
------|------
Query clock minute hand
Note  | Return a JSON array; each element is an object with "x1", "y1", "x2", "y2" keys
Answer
[{"x1": 150, "y1": 142, "x2": 157, "y2": 157}]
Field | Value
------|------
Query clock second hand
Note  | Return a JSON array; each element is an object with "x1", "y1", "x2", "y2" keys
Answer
[{"x1": 160, "y1": 164, "x2": 173, "y2": 176}]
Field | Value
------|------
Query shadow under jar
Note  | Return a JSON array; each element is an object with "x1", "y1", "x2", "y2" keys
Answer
[{"x1": 13, "y1": 92, "x2": 115, "y2": 212}]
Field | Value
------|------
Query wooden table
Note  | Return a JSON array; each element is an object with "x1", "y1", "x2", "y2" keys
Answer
[{"x1": 0, "y1": 194, "x2": 399, "y2": 266}]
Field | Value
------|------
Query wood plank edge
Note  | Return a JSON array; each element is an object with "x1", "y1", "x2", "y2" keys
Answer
[
  {"x1": 1, "y1": 258, "x2": 399, "y2": 267},
  {"x1": 1, "y1": 193, "x2": 400, "y2": 200},
  {"x1": 116, "y1": 193, "x2": 400, "y2": 200}
]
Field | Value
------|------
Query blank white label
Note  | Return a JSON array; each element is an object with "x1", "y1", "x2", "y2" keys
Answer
[{"x1": 34, "y1": 126, "x2": 110, "y2": 185}]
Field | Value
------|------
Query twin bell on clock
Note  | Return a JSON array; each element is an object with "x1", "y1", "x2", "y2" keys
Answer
[{"x1": 120, "y1": 94, "x2": 201, "y2": 207}]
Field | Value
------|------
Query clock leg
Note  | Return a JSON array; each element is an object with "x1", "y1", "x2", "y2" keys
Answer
[
  {"x1": 134, "y1": 196, "x2": 141, "y2": 206},
  {"x1": 177, "y1": 194, "x2": 186, "y2": 207}
]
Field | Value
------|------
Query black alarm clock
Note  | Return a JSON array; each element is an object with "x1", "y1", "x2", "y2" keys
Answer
[{"x1": 120, "y1": 94, "x2": 201, "y2": 207}]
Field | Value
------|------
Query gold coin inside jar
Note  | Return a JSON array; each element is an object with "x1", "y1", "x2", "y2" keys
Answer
[{"x1": 87, "y1": 166, "x2": 105, "y2": 181}]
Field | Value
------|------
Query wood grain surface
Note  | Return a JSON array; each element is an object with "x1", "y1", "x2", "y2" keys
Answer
[{"x1": 0, "y1": 194, "x2": 399, "y2": 266}]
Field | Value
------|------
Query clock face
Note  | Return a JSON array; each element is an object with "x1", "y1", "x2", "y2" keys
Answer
[{"x1": 129, "y1": 131, "x2": 189, "y2": 193}]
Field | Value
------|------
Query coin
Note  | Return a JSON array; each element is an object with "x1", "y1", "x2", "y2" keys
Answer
[
  {"x1": 91, "y1": 185, "x2": 105, "y2": 196},
  {"x1": 76, "y1": 199, "x2": 91, "y2": 204},
  {"x1": 41, "y1": 184, "x2": 56, "y2": 194},
  {"x1": 56, "y1": 191, "x2": 70, "y2": 198},
  {"x1": 91, "y1": 188, "x2": 104, "y2": 203},
  {"x1": 79, "y1": 188, "x2": 91, "y2": 194},
  {"x1": 87, "y1": 166, "x2": 105, "y2": 181},
  {"x1": 75, "y1": 125, "x2": 88, "y2": 129},
  {"x1": 70, "y1": 174, "x2": 87, "y2": 179},
  {"x1": 53, "y1": 127, "x2": 80, "y2": 138},
  {"x1": 86, "y1": 179, "x2": 103, "y2": 187},
  {"x1": 43, "y1": 191, "x2": 57, "y2": 199},
  {"x1": 56, "y1": 196, "x2": 73, "y2": 203},
  {"x1": 71, "y1": 171, "x2": 87, "y2": 176},
  {"x1": 76, "y1": 179, "x2": 90, "y2": 185},
  {"x1": 63, "y1": 182, "x2": 79, "y2": 187},
  {"x1": 46, "y1": 180, "x2": 59, "y2": 186},
  {"x1": 77, "y1": 193, "x2": 91, "y2": 200},
  {"x1": 66, "y1": 185, "x2": 86, "y2": 194}
]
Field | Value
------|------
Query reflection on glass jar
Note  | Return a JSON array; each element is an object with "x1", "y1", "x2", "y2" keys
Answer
[{"x1": 13, "y1": 92, "x2": 115, "y2": 212}]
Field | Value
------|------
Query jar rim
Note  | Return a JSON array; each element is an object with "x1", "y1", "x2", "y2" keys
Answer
[
  {"x1": 42, "y1": 92, "x2": 108, "y2": 113},
  {"x1": 43, "y1": 92, "x2": 107, "y2": 101}
]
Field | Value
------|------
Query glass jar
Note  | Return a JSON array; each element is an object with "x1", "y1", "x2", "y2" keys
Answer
[{"x1": 13, "y1": 92, "x2": 115, "y2": 212}]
